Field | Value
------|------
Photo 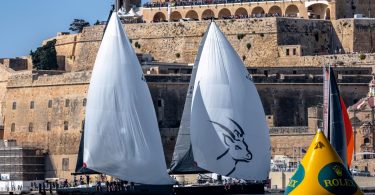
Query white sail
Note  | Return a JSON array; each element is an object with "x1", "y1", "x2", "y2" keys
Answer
[
  {"x1": 83, "y1": 13, "x2": 174, "y2": 185},
  {"x1": 190, "y1": 22, "x2": 271, "y2": 180}
]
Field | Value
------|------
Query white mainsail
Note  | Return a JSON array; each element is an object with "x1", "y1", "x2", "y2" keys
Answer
[
  {"x1": 190, "y1": 22, "x2": 271, "y2": 180},
  {"x1": 83, "y1": 12, "x2": 174, "y2": 185}
]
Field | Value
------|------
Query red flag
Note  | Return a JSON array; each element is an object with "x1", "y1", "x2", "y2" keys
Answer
[{"x1": 339, "y1": 96, "x2": 354, "y2": 167}]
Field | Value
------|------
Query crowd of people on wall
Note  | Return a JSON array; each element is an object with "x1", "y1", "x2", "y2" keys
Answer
[
  {"x1": 154, "y1": 13, "x2": 298, "y2": 23},
  {"x1": 144, "y1": 0, "x2": 276, "y2": 8}
]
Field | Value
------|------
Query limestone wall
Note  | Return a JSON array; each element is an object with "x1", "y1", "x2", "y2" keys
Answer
[
  {"x1": 72, "y1": 18, "x2": 279, "y2": 71},
  {"x1": 0, "y1": 65, "x2": 14, "y2": 128},
  {"x1": 51, "y1": 18, "x2": 375, "y2": 72},
  {"x1": 351, "y1": 0, "x2": 375, "y2": 18},
  {"x1": 0, "y1": 58, "x2": 28, "y2": 71},
  {"x1": 353, "y1": 19, "x2": 375, "y2": 53},
  {"x1": 4, "y1": 71, "x2": 89, "y2": 178},
  {"x1": 44, "y1": 34, "x2": 78, "y2": 58},
  {"x1": 270, "y1": 133, "x2": 314, "y2": 161},
  {"x1": 332, "y1": 19, "x2": 355, "y2": 53},
  {"x1": 277, "y1": 18, "x2": 332, "y2": 55}
]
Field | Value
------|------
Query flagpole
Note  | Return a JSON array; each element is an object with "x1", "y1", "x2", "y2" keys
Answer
[{"x1": 323, "y1": 64, "x2": 330, "y2": 139}]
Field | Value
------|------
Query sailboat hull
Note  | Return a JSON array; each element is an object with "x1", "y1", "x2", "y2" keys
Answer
[
  {"x1": 57, "y1": 185, "x2": 174, "y2": 195},
  {"x1": 173, "y1": 183, "x2": 264, "y2": 194},
  {"x1": 57, "y1": 183, "x2": 264, "y2": 195}
]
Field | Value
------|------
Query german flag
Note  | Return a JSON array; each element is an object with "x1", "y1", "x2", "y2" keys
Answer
[
  {"x1": 284, "y1": 130, "x2": 363, "y2": 195},
  {"x1": 323, "y1": 66, "x2": 354, "y2": 168}
]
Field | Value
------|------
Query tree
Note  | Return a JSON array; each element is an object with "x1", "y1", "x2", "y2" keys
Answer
[
  {"x1": 94, "y1": 20, "x2": 100, "y2": 25},
  {"x1": 30, "y1": 39, "x2": 58, "y2": 70},
  {"x1": 69, "y1": 19, "x2": 90, "y2": 33}
]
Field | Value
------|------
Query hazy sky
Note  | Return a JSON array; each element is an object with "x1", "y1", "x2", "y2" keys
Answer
[{"x1": 0, "y1": 0, "x2": 115, "y2": 58}]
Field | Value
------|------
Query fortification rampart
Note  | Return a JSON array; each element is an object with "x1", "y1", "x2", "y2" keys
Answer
[{"x1": 49, "y1": 18, "x2": 375, "y2": 72}]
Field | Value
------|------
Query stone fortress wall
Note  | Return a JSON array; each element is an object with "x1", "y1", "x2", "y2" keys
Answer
[{"x1": 51, "y1": 17, "x2": 375, "y2": 73}]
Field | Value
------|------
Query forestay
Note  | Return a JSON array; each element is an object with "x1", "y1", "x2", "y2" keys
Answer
[
  {"x1": 83, "y1": 13, "x2": 174, "y2": 185},
  {"x1": 190, "y1": 22, "x2": 271, "y2": 180}
]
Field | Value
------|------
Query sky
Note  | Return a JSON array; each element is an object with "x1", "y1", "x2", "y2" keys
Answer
[{"x1": 0, "y1": 0, "x2": 115, "y2": 58}]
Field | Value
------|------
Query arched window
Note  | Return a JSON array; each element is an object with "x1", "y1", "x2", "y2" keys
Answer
[
  {"x1": 83, "y1": 98, "x2": 87, "y2": 107},
  {"x1": 64, "y1": 121, "x2": 69, "y2": 131},
  {"x1": 153, "y1": 12, "x2": 166, "y2": 22},
  {"x1": 202, "y1": 9, "x2": 215, "y2": 20}
]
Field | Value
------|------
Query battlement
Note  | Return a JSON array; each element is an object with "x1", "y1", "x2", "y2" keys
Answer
[{"x1": 7, "y1": 71, "x2": 91, "y2": 88}]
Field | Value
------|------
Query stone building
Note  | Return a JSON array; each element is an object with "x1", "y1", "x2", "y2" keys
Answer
[
  {"x1": 348, "y1": 77, "x2": 375, "y2": 174},
  {"x1": 141, "y1": 0, "x2": 375, "y2": 23}
]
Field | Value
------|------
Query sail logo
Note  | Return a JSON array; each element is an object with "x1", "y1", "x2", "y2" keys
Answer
[
  {"x1": 210, "y1": 118, "x2": 252, "y2": 176},
  {"x1": 318, "y1": 162, "x2": 358, "y2": 194},
  {"x1": 285, "y1": 164, "x2": 305, "y2": 194}
]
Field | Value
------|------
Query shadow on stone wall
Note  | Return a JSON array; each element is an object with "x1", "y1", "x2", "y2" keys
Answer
[{"x1": 44, "y1": 155, "x2": 57, "y2": 179}]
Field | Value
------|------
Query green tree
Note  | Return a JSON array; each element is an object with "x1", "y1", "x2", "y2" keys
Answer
[
  {"x1": 30, "y1": 39, "x2": 58, "y2": 70},
  {"x1": 94, "y1": 20, "x2": 100, "y2": 25},
  {"x1": 69, "y1": 19, "x2": 90, "y2": 33}
]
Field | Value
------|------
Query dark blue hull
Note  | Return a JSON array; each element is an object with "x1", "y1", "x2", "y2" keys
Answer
[
  {"x1": 174, "y1": 183, "x2": 264, "y2": 194},
  {"x1": 57, "y1": 183, "x2": 264, "y2": 195},
  {"x1": 57, "y1": 185, "x2": 173, "y2": 195}
]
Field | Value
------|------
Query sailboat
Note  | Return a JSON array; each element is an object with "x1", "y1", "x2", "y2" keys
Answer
[
  {"x1": 57, "y1": 11, "x2": 177, "y2": 195},
  {"x1": 172, "y1": 22, "x2": 270, "y2": 194}
]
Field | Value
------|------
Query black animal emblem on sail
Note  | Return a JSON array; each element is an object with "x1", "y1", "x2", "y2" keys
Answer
[{"x1": 210, "y1": 118, "x2": 252, "y2": 176}]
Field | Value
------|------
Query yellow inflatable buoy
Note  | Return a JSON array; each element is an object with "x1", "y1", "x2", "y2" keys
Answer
[{"x1": 285, "y1": 130, "x2": 363, "y2": 195}]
